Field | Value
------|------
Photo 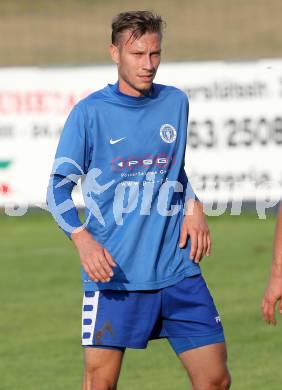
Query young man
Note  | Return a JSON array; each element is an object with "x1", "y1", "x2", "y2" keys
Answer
[
  {"x1": 262, "y1": 204, "x2": 282, "y2": 325},
  {"x1": 47, "y1": 11, "x2": 231, "y2": 390}
]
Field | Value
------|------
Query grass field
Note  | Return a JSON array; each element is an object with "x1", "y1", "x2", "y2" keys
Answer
[
  {"x1": 0, "y1": 0, "x2": 281, "y2": 66},
  {"x1": 1, "y1": 210, "x2": 282, "y2": 389}
]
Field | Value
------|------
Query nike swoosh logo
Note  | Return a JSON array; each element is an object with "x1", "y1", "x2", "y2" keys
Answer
[{"x1": 109, "y1": 137, "x2": 126, "y2": 144}]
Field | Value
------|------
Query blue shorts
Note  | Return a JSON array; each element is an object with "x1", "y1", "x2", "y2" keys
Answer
[{"x1": 81, "y1": 274, "x2": 225, "y2": 355}]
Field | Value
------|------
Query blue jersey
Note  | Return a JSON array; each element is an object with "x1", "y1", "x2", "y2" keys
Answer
[{"x1": 48, "y1": 82, "x2": 201, "y2": 291}]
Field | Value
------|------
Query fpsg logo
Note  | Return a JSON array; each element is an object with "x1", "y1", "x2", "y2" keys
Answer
[
  {"x1": 111, "y1": 154, "x2": 175, "y2": 172},
  {"x1": 160, "y1": 124, "x2": 177, "y2": 143}
]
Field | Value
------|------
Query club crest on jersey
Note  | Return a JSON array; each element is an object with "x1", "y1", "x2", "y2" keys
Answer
[{"x1": 160, "y1": 124, "x2": 177, "y2": 143}]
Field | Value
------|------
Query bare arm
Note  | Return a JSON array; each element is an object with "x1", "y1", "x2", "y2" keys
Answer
[{"x1": 261, "y1": 204, "x2": 282, "y2": 325}]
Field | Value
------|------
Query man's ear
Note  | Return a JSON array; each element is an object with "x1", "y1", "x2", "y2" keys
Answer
[{"x1": 109, "y1": 44, "x2": 119, "y2": 65}]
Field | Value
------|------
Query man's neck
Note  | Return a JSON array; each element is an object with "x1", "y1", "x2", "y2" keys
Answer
[{"x1": 117, "y1": 79, "x2": 152, "y2": 97}]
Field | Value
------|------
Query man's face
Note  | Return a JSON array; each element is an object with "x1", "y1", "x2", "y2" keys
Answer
[{"x1": 110, "y1": 30, "x2": 162, "y2": 96}]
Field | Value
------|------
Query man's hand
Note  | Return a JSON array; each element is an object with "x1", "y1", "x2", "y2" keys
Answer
[
  {"x1": 261, "y1": 265, "x2": 282, "y2": 325},
  {"x1": 179, "y1": 199, "x2": 211, "y2": 263},
  {"x1": 71, "y1": 228, "x2": 116, "y2": 283},
  {"x1": 261, "y1": 205, "x2": 282, "y2": 325}
]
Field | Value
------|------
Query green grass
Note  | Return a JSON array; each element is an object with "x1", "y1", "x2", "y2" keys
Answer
[
  {"x1": 1, "y1": 211, "x2": 282, "y2": 389},
  {"x1": 0, "y1": 0, "x2": 281, "y2": 66}
]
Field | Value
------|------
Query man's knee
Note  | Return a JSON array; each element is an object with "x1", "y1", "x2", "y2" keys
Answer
[
  {"x1": 216, "y1": 371, "x2": 231, "y2": 390},
  {"x1": 189, "y1": 368, "x2": 231, "y2": 390},
  {"x1": 86, "y1": 376, "x2": 116, "y2": 390},
  {"x1": 84, "y1": 366, "x2": 117, "y2": 390},
  {"x1": 205, "y1": 370, "x2": 231, "y2": 390}
]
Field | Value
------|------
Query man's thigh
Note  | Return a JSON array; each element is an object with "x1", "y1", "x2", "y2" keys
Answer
[
  {"x1": 161, "y1": 276, "x2": 230, "y2": 388},
  {"x1": 178, "y1": 342, "x2": 230, "y2": 389},
  {"x1": 83, "y1": 347, "x2": 125, "y2": 390}
]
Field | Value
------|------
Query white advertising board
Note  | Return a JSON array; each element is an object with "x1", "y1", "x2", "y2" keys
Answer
[{"x1": 0, "y1": 60, "x2": 281, "y2": 210}]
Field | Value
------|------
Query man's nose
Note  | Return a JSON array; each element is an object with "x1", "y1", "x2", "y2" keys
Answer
[{"x1": 142, "y1": 55, "x2": 154, "y2": 71}]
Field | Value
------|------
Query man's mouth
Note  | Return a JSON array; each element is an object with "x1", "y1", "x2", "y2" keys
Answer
[{"x1": 139, "y1": 75, "x2": 154, "y2": 81}]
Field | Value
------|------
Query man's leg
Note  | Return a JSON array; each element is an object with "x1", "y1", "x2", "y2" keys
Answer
[
  {"x1": 162, "y1": 275, "x2": 231, "y2": 389},
  {"x1": 82, "y1": 347, "x2": 125, "y2": 390},
  {"x1": 80, "y1": 288, "x2": 161, "y2": 389},
  {"x1": 177, "y1": 342, "x2": 231, "y2": 390}
]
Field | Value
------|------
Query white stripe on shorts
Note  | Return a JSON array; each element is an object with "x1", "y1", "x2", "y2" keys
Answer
[{"x1": 81, "y1": 291, "x2": 100, "y2": 346}]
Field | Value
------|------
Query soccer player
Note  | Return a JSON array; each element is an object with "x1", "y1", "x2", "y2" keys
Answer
[
  {"x1": 47, "y1": 11, "x2": 231, "y2": 390},
  {"x1": 262, "y1": 204, "x2": 282, "y2": 325}
]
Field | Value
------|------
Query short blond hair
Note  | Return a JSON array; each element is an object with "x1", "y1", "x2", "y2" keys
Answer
[{"x1": 111, "y1": 10, "x2": 164, "y2": 45}]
